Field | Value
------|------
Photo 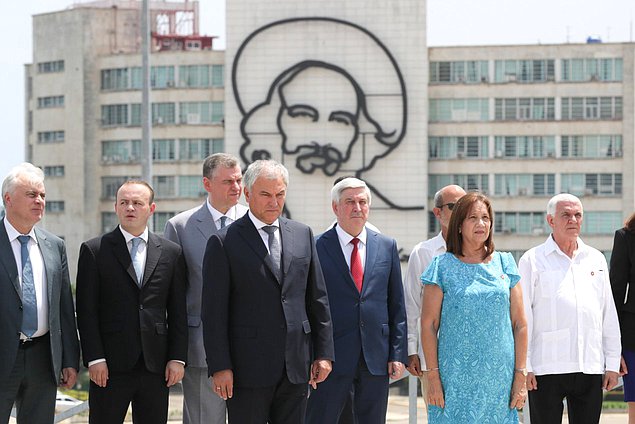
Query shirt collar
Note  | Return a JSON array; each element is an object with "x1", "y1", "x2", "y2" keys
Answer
[
  {"x1": 430, "y1": 232, "x2": 447, "y2": 253},
  {"x1": 119, "y1": 225, "x2": 149, "y2": 244},
  {"x1": 3, "y1": 218, "x2": 37, "y2": 243},
  {"x1": 248, "y1": 210, "x2": 279, "y2": 231},
  {"x1": 207, "y1": 200, "x2": 239, "y2": 222},
  {"x1": 545, "y1": 234, "x2": 587, "y2": 258},
  {"x1": 335, "y1": 224, "x2": 367, "y2": 246}
]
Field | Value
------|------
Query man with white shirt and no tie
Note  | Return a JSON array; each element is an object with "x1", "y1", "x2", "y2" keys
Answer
[
  {"x1": 519, "y1": 193, "x2": 620, "y2": 423},
  {"x1": 164, "y1": 153, "x2": 248, "y2": 424}
]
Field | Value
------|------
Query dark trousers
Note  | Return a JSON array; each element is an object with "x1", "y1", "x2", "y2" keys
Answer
[
  {"x1": 306, "y1": 356, "x2": 389, "y2": 424},
  {"x1": 88, "y1": 359, "x2": 169, "y2": 424},
  {"x1": 0, "y1": 334, "x2": 56, "y2": 424},
  {"x1": 528, "y1": 373, "x2": 603, "y2": 424},
  {"x1": 226, "y1": 372, "x2": 307, "y2": 424}
]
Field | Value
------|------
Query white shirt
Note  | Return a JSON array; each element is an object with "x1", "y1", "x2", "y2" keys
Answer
[
  {"x1": 335, "y1": 225, "x2": 367, "y2": 271},
  {"x1": 404, "y1": 232, "x2": 446, "y2": 360},
  {"x1": 518, "y1": 235, "x2": 621, "y2": 375},
  {"x1": 4, "y1": 219, "x2": 49, "y2": 338},
  {"x1": 248, "y1": 211, "x2": 281, "y2": 254},
  {"x1": 207, "y1": 201, "x2": 243, "y2": 231}
]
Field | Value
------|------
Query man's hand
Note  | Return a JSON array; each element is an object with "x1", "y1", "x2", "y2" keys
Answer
[
  {"x1": 603, "y1": 370, "x2": 619, "y2": 391},
  {"x1": 60, "y1": 367, "x2": 77, "y2": 389},
  {"x1": 309, "y1": 359, "x2": 333, "y2": 389},
  {"x1": 88, "y1": 362, "x2": 109, "y2": 387},
  {"x1": 165, "y1": 360, "x2": 185, "y2": 387},
  {"x1": 388, "y1": 361, "x2": 404, "y2": 380},
  {"x1": 212, "y1": 369, "x2": 234, "y2": 400},
  {"x1": 526, "y1": 372, "x2": 538, "y2": 391},
  {"x1": 406, "y1": 354, "x2": 423, "y2": 377},
  {"x1": 620, "y1": 356, "x2": 629, "y2": 377}
]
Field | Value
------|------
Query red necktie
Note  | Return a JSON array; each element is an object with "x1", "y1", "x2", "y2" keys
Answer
[{"x1": 350, "y1": 238, "x2": 363, "y2": 293}]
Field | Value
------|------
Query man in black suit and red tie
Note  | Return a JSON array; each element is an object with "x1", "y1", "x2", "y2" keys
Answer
[
  {"x1": 76, "y1": 180, "x2": 188, "y2": 424},
  {"x1": 202, "y1": 159, "x2": 334, "y2": 423}
]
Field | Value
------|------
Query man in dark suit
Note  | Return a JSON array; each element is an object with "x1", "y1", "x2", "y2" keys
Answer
[
  {"x1": 306, "y1": 177, "x2": 407, "y2": 424},
  {"x1": 202, "y1": 159, "x2": 334, "y2": 423},
  {"x1": 76, "y1": 180, "x2": 187, "y2": 424},
  {"x1": 164, "y1": 153, "x2": 248, "y2": 424},
  {"x1": 0, "y1": 162, "x2": 80, "y2": 423}
]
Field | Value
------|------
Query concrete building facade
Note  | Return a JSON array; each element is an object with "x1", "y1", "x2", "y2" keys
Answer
[{"x1": 25, "y1": 0, "x2": 635, "y2": 276}]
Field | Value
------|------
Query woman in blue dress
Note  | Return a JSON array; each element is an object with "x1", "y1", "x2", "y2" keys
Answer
[{"x1": 420, "y1": 192, "x2": 528, "y2": 423}]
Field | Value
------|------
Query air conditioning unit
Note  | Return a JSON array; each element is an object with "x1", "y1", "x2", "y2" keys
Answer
[
  {"x1": 457, "y1": 152, "x2": 464, "y2": 159},
  {"x1": 155, "y1": 117, "x2": 164, "y2": 124},
  {"x1": 518, "y1": 188, "x2": 528, "y2": 196},
  {"x1": 481, "y1": 76, "x2": 489, "y2": 83},
  {"x1": 532, "y1": 227, "x2": 545, "y2": 236},
  {"x1": 547, "y1": 151, "x2": 555, "y2": 158},
  {"x1": 495, "y1": 150, "x2": 504, "y2": 158},
  {"x1": 584, "y1": 188, "x2": 595, "y2": 196}
]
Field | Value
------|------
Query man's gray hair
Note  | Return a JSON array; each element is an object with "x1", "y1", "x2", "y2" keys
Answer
[
  {"x1": 331, "y1": 177, "x2": 371, "y2": 205},
  {"x1": 243, "y1": 160, "x2": 289, "y2": 191},
  {"x1": 203, "y1": 153, "x2": 240, "y2": 179},
  {"x1": 2, "y1": 163, "x2": 44, "y2": 207},
  {"x1": 546, "y1": 193, "x2": 583, "y2": 216},
  {"x1": 433, "y1": 189, "x2": 444, "y2": 208}
]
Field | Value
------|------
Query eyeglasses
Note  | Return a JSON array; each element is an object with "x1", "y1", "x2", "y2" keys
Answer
[{"x1": 438, "y1": 202, "x2": 456, "y2": 211}]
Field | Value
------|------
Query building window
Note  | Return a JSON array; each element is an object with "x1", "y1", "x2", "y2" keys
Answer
[
  {"x1": 494, "y1": 174, "x2": 555, "y2": 196},
  {"x1": 582, "y1": 212, "x2": 622, "y2": 235},
  {"x1": 429, "y1": 98, "x2": 488, "y2": 122},
  {"x1": 178, "y1": 64, "x2": 224, "y2": 87},
  {"x1": 494, "y1": 136, "x2": 556, "y2": 158},
  {"x1": 152, "y1": 176, "x2": 176, "y2": 198},
  {"x1": 494, "y1": 98, "x2": 555, "y2": 121},
  {"x1": 429, "y1": 174, "x2": 489, "y2": 195},
  {"x1": 179, "y1": 102, "x2": 224, "y2": 124},
  {"x1": 429, "y1": 61, "x2": 489, "y2": 84},
  {"x1": 179, "y1": 138, "x2": 224, "y2": 160},
  {"x1": 494, "y1": 59, "x2": 555, "y2": 83},
  {"x1": 561, "y1": 97, "x2": 622, "y2": 120},
  {"x1": 102, "y1": 140, "x2": 141, "y2": 163},
  {"x1": 45, "y1": 201, "x2": 65, "y2": 213},
  {"x1": 101, "y1": 212, "x2": 118, "y2": 234},
  {"x1": 101, "y1": 68, "x2": 129, "y2": 90},
  {"x1": 561, "y1": 173, "x2": 622, "y2": 196},
  {"x1": 429, "y1": 136, "x2": 488, "y2": 159},
  {"x1": 37, "y1": 60, "x2": 65, "y2": 73},
  {"x1": 37, "y1": 131, "x2": 65, "y2": 143},
  {"x1": 102, "y1": 104, "x2": 129, "y2": 126},
  {"x1": 561, "y1": 135, "x2": 622, "y2": 158},
  {"x1": 42, "y1": 166, "x2": 65, "y2": 177},
  {"x1": 561, "y1": 58, "x2": 623, "y2": 82},
  {"x1": 37, "y1": 95, "x2": 64, "y2": 109},
  {"x1": 153, "y1": 212, "x2": 176, "y2": 232},
  {"x1": 179, "y1": 175, "x2": 206, "y2": 197},
  {"x1": 494, "y1": 212, "x2": 548, "y2": 235},
  {"x1": 152, "y1": 139, "x2": 176, "y2": 161},
  {"x1": 102, "y1": 176, "x2": 137, "y2": 199},
  {"x1": 152, "y1": 103, "x2": 176, "y2": 124},
  {"x1": 151, "y1": 66, "x2": 175, "y2": 88}
]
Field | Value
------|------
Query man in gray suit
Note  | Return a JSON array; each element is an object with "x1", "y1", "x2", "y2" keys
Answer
[
  {"x1": 0, "y1": 162, "x2": 80, "y2": 423},
  {"x1": 164, "y1": 153, "x2": 248, "y2": 424}
]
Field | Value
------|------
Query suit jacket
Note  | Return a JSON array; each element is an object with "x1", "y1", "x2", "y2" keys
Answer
[
  {"x1": 164, "y1": 202, "x2": 248, "y2": 368},
  {"x1": 201, "y1": 214, "x2": 334, "y2": 388},
  {"x1": 0, "y1": 219, "x2": 80, "y2": 385},
  {"x1": 610, "y1": 227, "x2": 635, "y2": 350},
  {"x1": 76, "y1": 228, "x2": 188, "y2": 374},
  {"x1": 316, "y1": 227, "x2": 407, "y2": 376}
]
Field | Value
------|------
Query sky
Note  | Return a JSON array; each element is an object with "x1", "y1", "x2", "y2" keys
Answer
[{"x1": 0, "y1": 0, "x2": 633, "y2": 180}]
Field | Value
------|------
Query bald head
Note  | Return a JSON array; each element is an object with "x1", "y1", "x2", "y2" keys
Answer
[{"x1": 433, "y1": 185, "x2": 467, "y2": 238}]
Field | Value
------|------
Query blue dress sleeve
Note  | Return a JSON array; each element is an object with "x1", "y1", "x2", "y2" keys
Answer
[
  {"x1": 500, "y1": 251, "x2": 520, "y2": 289},
  {"x1": 421, "y1": 254, "x2": 444, "y2": 291}
]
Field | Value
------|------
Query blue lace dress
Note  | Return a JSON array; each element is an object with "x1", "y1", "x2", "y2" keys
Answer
[{"x1": 421, "y1": 251, "x2": 520, "y2": 424}]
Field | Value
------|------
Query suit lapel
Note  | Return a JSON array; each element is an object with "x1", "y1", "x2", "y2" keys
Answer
[
  {"x1": 236, "y1": 215, "x2": 281, "y2": 286},
  {"x1": 322, "y1": 228, "x2": 358, "y2": 292},
  {"x1": 194, "y1": 203, "x2": 217, "y2": 240},
  {"x1": 143, "y1": 233, "x2": 162, "y2": 287},
  {"x1": 109, "y1": 229, "x2": 140, "y2": 288},
  {"x1": 0, "y1": 220, "x2": 21, "y2": 299},
  {"x1": 362, "y1": 230, "x2": 379, "y2": 294}
]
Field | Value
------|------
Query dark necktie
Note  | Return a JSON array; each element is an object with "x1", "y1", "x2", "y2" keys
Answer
[
  {"x1": 130, "y1": 237, "x2": 144, "y2": 286},
  {"x1": 262, "y1": 225, "x2": 281, "y2": 280},
  {"x1": 219, "y1": 216, "x2": 228, "y2": 229},
  {"x1": 18, "y1": 235, "x2": 38, "y2": 337},
  {"x1": 350, "y1": 237, "x2": 363, "y2": 293}
]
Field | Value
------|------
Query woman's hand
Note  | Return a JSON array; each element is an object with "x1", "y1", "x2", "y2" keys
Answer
[
  {"x1": 425, "y1": 370, "x2": 445, "y2": 408},
  {"x1": 509, "y1": 372, "x2": 527, "y2": 410}
]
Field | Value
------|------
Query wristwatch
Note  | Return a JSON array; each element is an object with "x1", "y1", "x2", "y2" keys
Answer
[{"x1": 514, "y1": 368, "x2": 528, "y2": 377}]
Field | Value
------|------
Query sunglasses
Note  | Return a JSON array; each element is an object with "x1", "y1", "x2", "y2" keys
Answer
[{"x1": 438, "y1": 202, "x2": 455, "y2": 211}]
